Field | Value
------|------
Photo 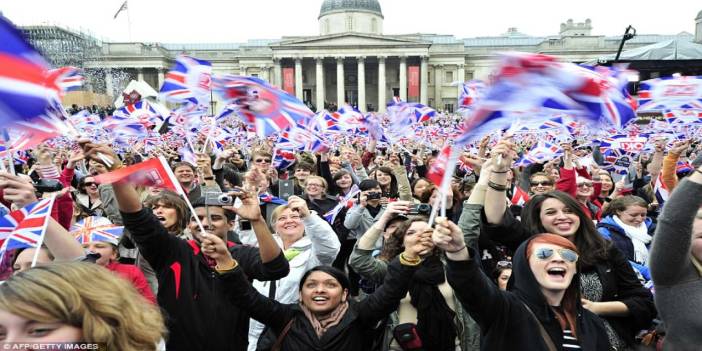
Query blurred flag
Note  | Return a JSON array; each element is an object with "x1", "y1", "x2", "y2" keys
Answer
[
  {"x1": 427, "y1": 145, "x2": 452, "y2": 186},
  {"x1": 638, "y1": 75, "x2": 702, "y2": 112},
  {"x1": 48, "y1": 66, "x2": 84, "y2": 93},
  {"x1": 160, "y1": 55, "x2": 212, "y2": 105},
  {"x1": 94, "y1": 157, "x2": 183, "y2": 195}
]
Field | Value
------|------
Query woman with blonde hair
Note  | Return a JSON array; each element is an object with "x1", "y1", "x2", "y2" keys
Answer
[{"x1": 0, "y1": 262, "x2": 166, "y2": 350}]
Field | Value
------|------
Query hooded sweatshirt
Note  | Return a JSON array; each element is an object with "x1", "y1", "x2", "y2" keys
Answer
[{"x1": 445, "y1": 241, "x2": 611, "y2": 350}]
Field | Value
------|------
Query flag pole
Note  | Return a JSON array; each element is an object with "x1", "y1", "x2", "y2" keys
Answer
[
  {"x1": 31, "y1": 196, "x2": 56, "y2": 268},
  {"x1": 427, "y1": 146, "x2": 461, "y2": 227},
  {"x1": 126, "y1": 1, "x2": 133, "y2": 42}
]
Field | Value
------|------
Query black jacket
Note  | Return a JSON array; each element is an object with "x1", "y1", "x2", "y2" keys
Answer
[
  {"x1": 446, "y1": 245, "x2": 611, "y2": 351},
  {"x1": 221, "y1": 257, "x2": 417, "y2": 351},
  {"x1": 482, "y1": 208, "x2": 656, "y2": 347},
  {"x1": 122, "y1": 208, "x2": 290, "y2": 351}
]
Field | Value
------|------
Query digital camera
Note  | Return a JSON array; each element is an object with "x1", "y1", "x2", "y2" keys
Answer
[
  {"x1": 366, "y1": 191, "x2": 382, "y2": 200},
  {"x1": 204, "y1": 192, "x2": 235, "y2": 206},
  {"x1": 407, "y1": 203, "x2": 431, "y2": 216}
]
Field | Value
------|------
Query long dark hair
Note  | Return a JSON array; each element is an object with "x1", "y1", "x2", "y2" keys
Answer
[
  {"x1": 144, "y1": 190, "x2": 190, "y2": 233},
  {"x1": 522, "y1": 191, "x2": 610, "y2": 268},
  {"x1": 372, "y1": 166, "x2": 399, "y2": 198},
  {"x1": 378, "y1": 216, "x2": 429, "y2": 261}
]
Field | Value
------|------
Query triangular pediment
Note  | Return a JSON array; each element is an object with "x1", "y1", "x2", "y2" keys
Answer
[{"x1": 272, "y1": 33, "x2": 430, "y2": 48}]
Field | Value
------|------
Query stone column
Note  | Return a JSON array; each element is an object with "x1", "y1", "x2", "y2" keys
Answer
[
  {"x1": 273, "y1": 58, "x2": 282, "y2": 87},
  {"x1": 137, "y1": 68, "x2": 144, "y2": 82},
  {"x1": 399, "y1": 56, "x2": 407, "y2": 101},
  {"x1": 457, "y1": 63, "x2": 465, "y2": 107},
  {"x1": 434, "y1": 64, "x2": 443, "y2": 108},
  {"x1": 260, "y1": 65, "x2": 270, "y2": 83},
  {"x1": 157, "y1": 68, "x2": 165, "y2": 90},
  {"x1": 378, "y1": 56, "x2": 386, "y2": 113},
  {"x1": 315, "y1": 57, "x2": 325, "y2": 112},
  {"x1": 420, "y1": 56, "x2": 428, "y2": 105},
  {"x1": 336, "y1": 57, "x2": 345, "y2": 105},
  {"x1": 294, "y1": 57, "x2": 303, "y2": 101},
  {"x1": 357, "y1": 56, "x2": 366, "y2": 113},
  {"x1": 105, "y1": 69, "x2": 114, "y2": 97}
]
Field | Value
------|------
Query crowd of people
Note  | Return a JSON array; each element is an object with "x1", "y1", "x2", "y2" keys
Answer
[{"x1": 0, "y1": 123, "x2": 700, "y2": 351}]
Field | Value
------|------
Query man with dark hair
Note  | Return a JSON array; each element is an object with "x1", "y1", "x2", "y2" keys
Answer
[
  {"x1": 173, "y1": 154, "x2": 220, "y2": 203},
  {"x1": 79, "y1": 141, "x2": 289, "y2": 351}
]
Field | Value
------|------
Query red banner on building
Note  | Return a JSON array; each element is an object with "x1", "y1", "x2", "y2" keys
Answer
[
  {"x1": 283, "y1": 68, "x2": 295, "y2": 95},
  {"x1": 408, "y1": 66, "x2": 420, "y2": 99}
]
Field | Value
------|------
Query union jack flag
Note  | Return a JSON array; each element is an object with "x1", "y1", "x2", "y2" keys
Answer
[
  {"x1": 458, "y1": 80, "x2": 486, "y2": 110},
  {"x1": 47, "y1": 66, "x2": 84, "y2": 93},
  {"x1": 638, "y1": 75, "x2": 702, "y2": 112},
  {"x1": 213, "y1": 75, "x2": 314, "y2": 138},
  {"x1": 70, "y1": 216, "x2": 123, "y2": 246},
  {"x1": 0, "y1": 197, "x2": 55, "y2": 259},
  {"x1": 160, "y1": 55, "x2": 212, "y2": 105},
  {"x1": 0, "y1": 16, "x2": 62, "y2": 122},
  {"x1": 323, "y1": 185, "x2": 360, "y2": 223},
  {"x1": 272, "y1": 147, "x2": 296, "y2": 170},
  {"x1": 113, "y1": 100, "x2": 164, "y2": 128}
]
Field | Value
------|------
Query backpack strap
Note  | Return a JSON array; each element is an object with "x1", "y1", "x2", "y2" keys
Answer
[
  {"x1": 522, "y1": 302, "x2": 558, "y2": 351},
  {"x1": 271, "y1": 318, "x2": 294, "y2": 351}
]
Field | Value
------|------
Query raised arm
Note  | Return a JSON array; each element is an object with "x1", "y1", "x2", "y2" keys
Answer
[
  {"x1": 483, "y1": 141, "x2": 511, "y2": 225},
  {"x1": 289, "y1": 196, "x2": 340, "y2": 265},
  {"x1": 650, "y1": 168, "x2": 702, "y2": 286}
]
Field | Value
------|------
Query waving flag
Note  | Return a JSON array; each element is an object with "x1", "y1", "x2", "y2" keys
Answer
[
  {"x1": 664, "y1": 109, "x2": 702, "y2": 124},
  {"x1": 213, "y1": 75, "x2": 314, "y2": 138},
  {"x1": 638, "y1": 75, "x2": 702, "y2": 112},
  {"x1": 272, "y1": 148, "x2": 296, "y2": 170},
  {"x1": 653, "y1": 173, "x2": 669, "y2": 206},
  {"x1": 511, "y1": 186, "x2": 530, "y2": 206},
  {"x1": 70, "y1": 216, "x2": 124, "y2": 246},
  {"x1": 427, "y1": 145, "x2": 452, "y2": 185},
  {"x1": 458, "y1": 80, "x2": 486, "y2": 110},
  {"x1": 0, "y1": 197, "x2": 55, "y2": 260},
  {"x1": 48, "y1": 66, "x2": 84, "y2": 93},
  {"x1": 94, "y1": 157, "x2": 183, "y2": 195},
  {"x1": 160, "y1": 55, "x2": 212, "y2": 105},
  {"x1": 455, "y1": 52, "x2": 635, "y2": 146},
  {"x1": 113, "y1": 100, "x2": 164, "y2": 128},
  {"x1": 323, "y1": 185, "x2": 360, "y2": 223},
  {"x1": 0, "y1": 16, "x2": 62, "y2": 122}
]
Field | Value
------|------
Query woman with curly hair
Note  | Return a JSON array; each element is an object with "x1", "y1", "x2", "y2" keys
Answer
[{"x1": 0, "y1": 262, "x2": 166, "y2": 350}]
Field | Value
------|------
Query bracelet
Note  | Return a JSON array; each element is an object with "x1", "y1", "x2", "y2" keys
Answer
[
  {"x1": 399, "y1": 253, "x2": 422, "y2": 266},
  {"x1": 491, "y1": 169, "x2": 509, "y2": 174},
  {"x1": 488, "y1": 180, "x2": 509, "y2": 192},
  {"x1": 215, "y1": 259, "x2": 239, "y2": 273},
  {"x1": 446, "y1": 245, "x2": 467, "y2": 254}
]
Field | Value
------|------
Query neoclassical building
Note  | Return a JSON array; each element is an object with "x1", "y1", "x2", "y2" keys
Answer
[{"x1": 21, "y1": 0, "x2": 702, "y2": 113}]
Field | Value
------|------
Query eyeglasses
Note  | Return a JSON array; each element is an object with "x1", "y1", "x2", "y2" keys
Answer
[
  {"x1": 576, "y1": 182, "x2": 593, "y2": 188},
  {"x1": 533, "y1": 247, "x2": 579, "y2": 263},
  {"x1": 254, "y1": 158, "x2": 271, "y2": 164},
  {"x1": 496, "y1": 260, "x2": 512, "y2": 268},
  {"x1": 530, "y1": 181, "x2": 553, "y2": 187}
]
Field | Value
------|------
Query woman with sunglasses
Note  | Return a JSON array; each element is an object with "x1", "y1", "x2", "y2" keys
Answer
[
  {"x1": 74, "y1": 176, "x2": 104, "y2": 217},
  {"x1": 483, "y1": 140, "x2": 656, "y2": 350},
  {"x1": 433, "y1": 216, "x2": 611, "y2": 350}
]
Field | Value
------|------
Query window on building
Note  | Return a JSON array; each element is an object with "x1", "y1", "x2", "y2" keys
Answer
[
  {"x1": 428, "y1": 98, "x2": 434, "y2": 107},
  {"x1": 346, "y1": 15, "x2": 353, "y2": 32},
  {"x1": 428, "y1": 71, "x2": 432, "y2": 84},
  {"x1": 465, "y1": 71, "x2": 474, "y2": 81},
  {"x1": 445, "y1": 71, "x2": 453, "y2": 83},
  {"x1": 444, "y1": 103, "x2": 454, "y2": 113},
  {"x1": 252, "y1": 74, "x2": 259, "y2": 78}
]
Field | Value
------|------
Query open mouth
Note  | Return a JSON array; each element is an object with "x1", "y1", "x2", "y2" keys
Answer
[
  {"x1": 553, "y1": 221, "x2": 572, "y2": 231},
  {"x1": 156, "y1": 216, "x2": 167, "y2": 223},
  {"x1": 547, "y1": 267, "x2": 567, "y2": 278},
  {"x1": 311, "y1": 296, "x2": 329, "y2": 304}
]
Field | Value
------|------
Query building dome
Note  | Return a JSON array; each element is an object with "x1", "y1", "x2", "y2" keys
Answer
[
  {"x1": 319, "y1": 0, "x2": 383, "y2": 19},
  {"x1": 697, "y1": 10, "x2": 702, "y2": 20}
]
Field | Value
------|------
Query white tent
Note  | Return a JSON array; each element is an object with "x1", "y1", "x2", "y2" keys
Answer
[
  {"x1": 587, "y1": 38, "x2": 702, "y2": 65},
  {"x1": 113, "y1": 80, "x2": 160, "y2": 108}
]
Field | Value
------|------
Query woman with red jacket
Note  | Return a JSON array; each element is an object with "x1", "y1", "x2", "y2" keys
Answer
[{"x1": 556, "y1": 143, "x2": 603, "y2": 220}]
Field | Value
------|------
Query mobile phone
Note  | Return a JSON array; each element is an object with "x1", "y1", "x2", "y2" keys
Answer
[{"x1": 278, "y1": 180, "x2": 295, "y2": 200}]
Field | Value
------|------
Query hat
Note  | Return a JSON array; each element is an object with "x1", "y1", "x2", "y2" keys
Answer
[{"x1": 71, "y1": 216, "x2": 124, "y2": 246}]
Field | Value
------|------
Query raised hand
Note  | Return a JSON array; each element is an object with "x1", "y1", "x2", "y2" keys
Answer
[
  {"x1": 432, "y1": 217, "x2": 466, "y2": 256},
  {"x1": 200, "y1": 232, "x2": 234, "y2": 266},
  {"x1": 224, "y1": 186, "x2": 262, "y2": 221},
  {"x1": 0, "y1": 172, "x2": 38, "y2": 208},
  {"x1": 286, "y1": 195, "x2": 310, "y2": 218}
]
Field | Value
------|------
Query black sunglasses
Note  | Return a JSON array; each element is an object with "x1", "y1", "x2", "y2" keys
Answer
[
  {"x1": 83, "y1": 182, "x2": 97, "y2": 187},
  {"x1": 530, "y1": 181, "x2": 553, "y2": 187}
]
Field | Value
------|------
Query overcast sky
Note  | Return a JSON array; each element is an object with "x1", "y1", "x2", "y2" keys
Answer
[{"x1": 2, "y1": 0, "x2": 700, "y2": 43}]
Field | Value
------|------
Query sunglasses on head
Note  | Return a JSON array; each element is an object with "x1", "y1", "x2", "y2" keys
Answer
[
  {"x1": 533, "y1": 247, "x2": 579, "y2": 263},
  {"x1": 496, "y1": 260, "x2": 512, "y2": 268}
]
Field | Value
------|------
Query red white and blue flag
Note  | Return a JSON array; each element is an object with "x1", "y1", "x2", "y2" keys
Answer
[
  {"x1": 70, "y1": 216, "x2": 124, "y2": 246},
  {"x1": 0, "y1": 197, "x2": 55, "y2": 259},
  {"x1": 653, "y1": 173, "x2": 669, "y2": 206},
  {"x1": 213, "y1": 75, "x2": 314, "y2": 138},
  {"x1": 458, "y1": 80, "x2": 486, "y2": 110},
  {"x1": 638, "y1": 75, "x2": 702, "y2": 112},
  {"x1": 0, "y1": 16, "x2": 61, "y2": 122},
  {"x1": 160, "y1": 55, "x2": 212, "y2": 105},
  {"x1": 48, "y1": 66, "x2": 85, "y2": 93}
]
